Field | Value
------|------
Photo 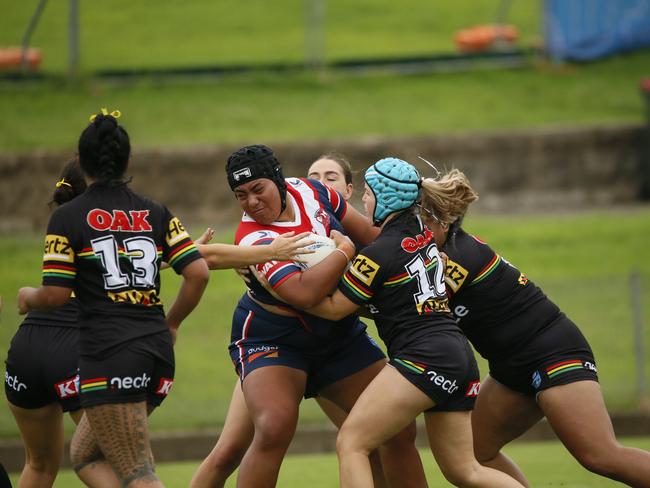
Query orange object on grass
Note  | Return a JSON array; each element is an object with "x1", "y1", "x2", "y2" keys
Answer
[
  {"x1": 0, "y1": 47, "x2": 42, "y2": 70},
  {"x1": 454, "y1": 24, "x2": 518, "y2": 53}
]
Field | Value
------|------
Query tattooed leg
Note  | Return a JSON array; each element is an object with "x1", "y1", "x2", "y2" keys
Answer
[
  {"x1": 84, "y1": 401, "x2": 161, "y2": 488},
  {"x1": 70, "y1": 412, "x2": 121, "y2": 487}
]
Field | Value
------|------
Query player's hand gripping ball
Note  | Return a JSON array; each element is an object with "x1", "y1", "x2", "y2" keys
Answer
[{"x1": 293, "y1": 233, "x2": 337, "y2": 270}]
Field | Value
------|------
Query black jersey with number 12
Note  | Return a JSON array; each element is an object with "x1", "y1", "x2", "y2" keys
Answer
[{"x1": 338, "y1": 211, "x2": 460, "y2": 355}]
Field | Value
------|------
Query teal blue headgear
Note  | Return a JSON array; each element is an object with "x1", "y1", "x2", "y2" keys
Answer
[{"x1": 365, "y1": 157, "x2": 421, "y2": 226}]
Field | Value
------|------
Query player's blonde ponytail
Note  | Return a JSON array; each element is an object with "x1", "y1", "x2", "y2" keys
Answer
[{"x1": 420, "y1": 169, "x2": 478, "y2": 225}]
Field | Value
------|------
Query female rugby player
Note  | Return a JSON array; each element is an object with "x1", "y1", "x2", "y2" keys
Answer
[
  {"x1": 208, "y1": 145, "x2": 426, "y2": 488},
  {"x1": 307, "y1": 157, "x2": 524, "y2": 488},
  {"x1": 5, "y1": 160, "x2": 115, "y2": 488},
  {"x1": 190, "y1": 152, "x2": 412, "y2": 488},
  {"x1": 18, "y1": 110, "x2": 209, "y2": 488},
  {"x1": 419, "y1": 168, "x2": 650, "y2": 487}
]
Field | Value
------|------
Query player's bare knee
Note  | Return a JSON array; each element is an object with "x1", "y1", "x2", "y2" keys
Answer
[
  {"x1": 473, "y1": 444, "x2": 500, "y2": 464},
  {"x1": 336, "y1": 427, "x2": 370, "y2": 458},
  {"x1": 25, "y1": 455, "x2": 59, "y2": 478},
  {"x1": 209, "y1": 442, "x2": 247, "y2": 472},
  {"x1": 122, "y1": 460, "x2": 159, "y2": 488},
  {"x1": 439, "y1": 461, "x2": 482, "y2": 488},
  {"x1": 253, "y1": 414, "x2": 295, "y2": 451},
  {"x1": 575, "y1": 444, "x2": 621, "y2": 477},
  {"x1": 70, "y1": 439, "x2": 102, "y2": 471}
]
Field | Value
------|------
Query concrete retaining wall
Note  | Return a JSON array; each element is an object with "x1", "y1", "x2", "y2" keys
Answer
[{"x1": 0, "y1": 124, "x2": 646, "y2": 233}]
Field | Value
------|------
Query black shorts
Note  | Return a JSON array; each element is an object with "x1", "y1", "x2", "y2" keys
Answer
[
  {"x1": 5, "y1": 325, "x2": 80, "y2": 412},
  {"x1": 488, "y1": 313, "x2": 598, "y2": 397},
  {"x1": 79, "y1": 331, "x2": 175, "y2": 408},
  {"x1": 389, "y1": 330, "x2": 480, "y2": 412}
]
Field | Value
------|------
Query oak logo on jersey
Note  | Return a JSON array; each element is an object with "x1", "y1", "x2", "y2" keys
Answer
[
  {"x1": 44, "y1": 234, "x2": 74, "y2": 263},
  {"x1": 401, "y1": 227, "x2": 435, "y2": 253},
  {"x1": 87, "y1": 209, "x2": 152, "y2": 232},
  {"x1": 444, "y1": 259, "x2": 468, "y2": 293},
  {"x1": 108, "y1": 289, "x2": 162, "y2": 306},
  {"x1": 349, "y1": 254, "x2": 380, "y2": 286},
  {"x1": 166, "y1": 217, "x2": 190, "y2": 246}
]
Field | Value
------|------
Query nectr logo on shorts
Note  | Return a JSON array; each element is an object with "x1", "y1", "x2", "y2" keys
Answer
[
  {"x1": 5, "y1": 372, "x2": 27, "y2": 392},
  {"x1": 393, "y1": 358, "x2": 459, "y2": 395},
  {"x1": 427, "y1": 370, "x2": 459, "y2": 394},
  {"x1": 110, "y1": 374, "x2": 151, "y2": 390},
  {"x1": 80, "y1": 374, "x2": 151, "y2": 394},
  {"x1": 55, "y1": 374, "x2": 80, "y2": 399}
]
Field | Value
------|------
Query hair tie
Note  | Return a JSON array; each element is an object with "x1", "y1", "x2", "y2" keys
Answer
[
  {"x1": 89, "y1": 107, "x2": 122, "y2": 123},
  {"x1": 55, "y1": 178, "x2": 72, "y2": 189}
]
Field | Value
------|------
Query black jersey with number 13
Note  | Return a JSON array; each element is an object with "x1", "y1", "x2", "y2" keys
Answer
[{"x1": 41, "y1": 184, "x2": 202, "y2": 357}]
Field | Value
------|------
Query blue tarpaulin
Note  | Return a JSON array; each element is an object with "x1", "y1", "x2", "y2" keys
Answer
[{"x1": 544, "y1": 0, "x2": 650, "y2": 61}]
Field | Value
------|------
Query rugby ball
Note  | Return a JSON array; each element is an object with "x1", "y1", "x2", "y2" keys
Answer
[{"x1": 293, "y1": 233, "x2": 337, "y2": 270}]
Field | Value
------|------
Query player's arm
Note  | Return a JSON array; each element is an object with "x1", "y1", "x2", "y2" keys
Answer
[
  {"x1": 199, "y1": 231, "x2": 313, "y2": 270},
  {"x1": 340, "y1": 204, "x2": 380, "y2": 247},
  {"x1": 18, "y1": 285, "x2": 72, "y2": 314},
  {"x1": 26, "y1": 211, "x2": 77, "y2": 314},
  {"x1": 271, "y1": 231, "x2": 355, "y2": 309},
  {"x1": 305, "y1": 290, "x2": 360, "y2": 321},
  {"x1": 166, "y1": 258, "x2": 210, "y2": 343}
]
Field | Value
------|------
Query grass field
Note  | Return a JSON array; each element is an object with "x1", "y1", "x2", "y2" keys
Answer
[
  {"x1": 11, "y1": 436, "x2": 650, "y2": 487},
  {"x1": 2, "y1": 1, "x2": 540, "y2": 72},
  {"x1": 1, "y1": 50, "x2": 647, "y2": 152},
  {"x1": 1, "y1": 208, "x2": 649, "y2": 438},
  {"x1": 1, "y1": 0, "x2": 648, "y2": 152}
]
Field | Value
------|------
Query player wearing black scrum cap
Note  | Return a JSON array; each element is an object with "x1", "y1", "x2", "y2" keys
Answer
[{"x1": 214, "y1": 145, "x2": 427, "y2": 488}]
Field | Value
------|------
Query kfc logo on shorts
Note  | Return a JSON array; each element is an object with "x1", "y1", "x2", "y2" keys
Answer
[
  {"x1": 465, "y1": 380, "x2": 480, "y2": 397},
  {"x1": 55, "y1": 374, "x2": 80, "y2": 399},
  {"x1": 156, "y1": 378, "x2": 174, "y2": 396}
]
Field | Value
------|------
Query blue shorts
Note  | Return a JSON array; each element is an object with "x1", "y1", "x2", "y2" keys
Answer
[{"x1": 229, "y1": 295, "x2": 386, "y2": 398}]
